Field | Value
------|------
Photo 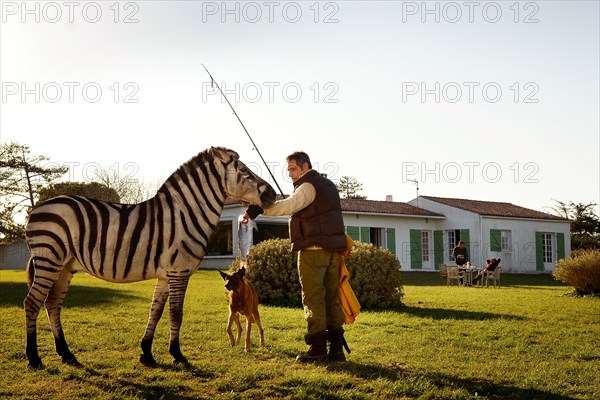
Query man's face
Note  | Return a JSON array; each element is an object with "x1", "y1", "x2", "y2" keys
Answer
[
  {"x1": 459, "y1": 243, "x2": 465, "y2": 249},
  {"x1": 287, "y1": 160, "x2": 309, "y2": 183}
]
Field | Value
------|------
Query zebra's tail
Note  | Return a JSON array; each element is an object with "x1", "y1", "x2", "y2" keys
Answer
[{"x1": 26, "y1": 257, "x2": 35, "y2": 289}]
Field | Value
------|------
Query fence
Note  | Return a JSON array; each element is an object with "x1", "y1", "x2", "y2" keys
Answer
[{"x1": 0, "y1": 241, "x2": 29, "y2": 270}]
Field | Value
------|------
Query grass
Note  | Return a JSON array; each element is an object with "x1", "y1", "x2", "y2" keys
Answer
[{"x1": 0, "y1": 270, "x2": 599, "y2": 400}]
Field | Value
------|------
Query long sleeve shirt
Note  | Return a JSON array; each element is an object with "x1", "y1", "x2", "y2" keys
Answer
[{"x1": 262, "y1": 181, "x2": 316, "y2": 217}]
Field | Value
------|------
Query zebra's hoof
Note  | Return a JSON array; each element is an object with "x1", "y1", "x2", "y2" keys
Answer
[
  {"x1": 139, "y1": 354, "x2": 157, "y2": 368},
  {"x1": 62, "y1": 355, "x2": 82, "y2": 367},
  {"x1": 173, "y1": 355, "x2": 189, "y2": 366},
  {"x1": 27, "y1": 359, "x2": 44, "y2": 369}
]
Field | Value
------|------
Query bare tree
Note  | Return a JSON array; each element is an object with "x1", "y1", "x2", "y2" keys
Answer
[
  {"x1": 0, "y1": 142, "x2": 67, "y2": 241},
  {"x1": 90, "y1": 167, "x2": 162, "y2": 204}
]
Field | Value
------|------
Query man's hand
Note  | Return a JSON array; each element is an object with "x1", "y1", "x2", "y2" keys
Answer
[
  {"x1": 245, "y1": 204, "x2": 264, "y2": 221},
  {"x1": 241, "y1": 212, "x2": 250, "y2": 224}
]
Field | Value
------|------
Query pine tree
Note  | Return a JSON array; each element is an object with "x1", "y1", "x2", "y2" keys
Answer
[{"x1": 336, "y1": 176, "x2": 367, "y2": 199}]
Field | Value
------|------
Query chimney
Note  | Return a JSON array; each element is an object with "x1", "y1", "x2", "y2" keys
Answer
[{"x1": 385, "y1": 195, "x2": 393, "y2": 202}]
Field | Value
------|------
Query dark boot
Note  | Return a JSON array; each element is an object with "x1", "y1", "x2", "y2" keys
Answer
[
  {"x1": 328, "y1": 328, "x2": 350, "y2": 362},
  {"x1": 296, "y1": 331, "x2": 328, "y2": 363}
]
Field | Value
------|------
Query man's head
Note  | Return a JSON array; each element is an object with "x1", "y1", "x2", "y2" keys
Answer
[
  {"x1": 458, "y1": 241, "x2": 465, "y2": 248},
  {"x1": 286, "y1": 151, "x2": 312, "y2": 183}
]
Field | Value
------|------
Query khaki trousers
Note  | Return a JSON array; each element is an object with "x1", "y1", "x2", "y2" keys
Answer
[{"x1": 298, "y1": 249, "x2": 345, "y2": 337}]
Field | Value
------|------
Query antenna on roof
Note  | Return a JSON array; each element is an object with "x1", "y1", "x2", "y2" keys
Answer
[{"x1": 407, "y1": 179, "x2": 419, "y2": 207}]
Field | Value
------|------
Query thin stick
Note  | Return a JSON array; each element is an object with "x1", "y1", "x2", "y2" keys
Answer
[{"x1": 202, "y1": 64, "x2": 285, "y2": 197}]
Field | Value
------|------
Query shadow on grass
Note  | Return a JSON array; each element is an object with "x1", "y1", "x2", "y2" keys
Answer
[
  {"x1": 400, "y1": 305, "x2": 526, "y2": 321},
  {"x1": 61, "y1": 364, "x2": 215, "y2": 400},
  {"x1": 326, "y1": 361, "x2": 575, "y2": 400},
  {"x1": 0, "y1": 281, "x2": 144, "y2": 308}
]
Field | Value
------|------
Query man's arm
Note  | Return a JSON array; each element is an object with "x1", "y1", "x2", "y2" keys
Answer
[{"x1": 244, "y1": 182, "x2": 316, "y2": 221}]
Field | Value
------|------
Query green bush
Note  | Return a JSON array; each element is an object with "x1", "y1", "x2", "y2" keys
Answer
[
  {"x1": 553, "y1": 249, "x2": 600, "y2": 296},
  {"x1": 228, "y1": 239, "x2": 404, "y2": 308},
  {"x1": 345, "y1": 241, "x2": 404, "y2": 308}
]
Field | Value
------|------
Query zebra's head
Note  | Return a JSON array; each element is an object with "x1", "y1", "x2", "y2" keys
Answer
[{"x1": 211, "y1": 147, "x2": 277, "y2": 209}]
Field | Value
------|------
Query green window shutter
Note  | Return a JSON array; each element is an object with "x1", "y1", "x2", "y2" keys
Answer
[
  {"x1": 410, "y1": 229, "x2": 422, "y2": 269},
  {"x1": 434, "y1": 230, "x2": 444, "y2": 269},
  {"x1": 490, "y1": 229, "x2": 502, "y2": 252},
  {"x1": 535, "y1": 232, "x2": 544, "y2": 271},
  {"x1": 346, "y1": 226, "x2": 360, "y2": 242},
  {"x1": 360, "y1": 227, "x2": 370, "y2": 244},
  {"x1": 386, "y1": 228, "x2": 396, "y2": 255},
  {"x1": 557, "y1": 232, "x2": 565, "y2": 261},
  {"x1": 460, "y1": 229, "x2": 470, "y2": 260}
]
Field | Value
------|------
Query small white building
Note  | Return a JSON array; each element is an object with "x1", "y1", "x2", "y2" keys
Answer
[
  {"x1": 407, "y1": 196, "x2": 571, "y2": 273},
  {"x1": 203, "y1": 195, "x2": 570, "y2": 273}
]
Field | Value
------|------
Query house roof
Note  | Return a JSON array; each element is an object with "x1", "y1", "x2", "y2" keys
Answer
[
  {"x1": 421, "y1": 196, "x2": 569, "y2": 221},
  {"x1": 226, "y1": 197, "x2": 443, "y2": 218},
  {"x1": 340, "y1": 198, "x2": 444, "y2": 217}
]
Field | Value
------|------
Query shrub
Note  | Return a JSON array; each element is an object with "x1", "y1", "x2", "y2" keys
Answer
[
  {"x1": 228, "y1": 239, "x2": 404, "y2": 308},
  {"x1": 345, "y1": 241, "x2": 404, "y2": 308},
  {"x1": 553, "y1": 249, "x2": 600, "y2": 296}
]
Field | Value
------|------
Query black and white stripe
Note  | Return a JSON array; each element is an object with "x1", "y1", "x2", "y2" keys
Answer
[{"x1": 23, "y1": 146, "x2": 276, "y2": 368}]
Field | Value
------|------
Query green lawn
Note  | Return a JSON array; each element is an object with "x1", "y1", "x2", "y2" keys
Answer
[{"x1": 0, "y1": 270, "x2": 598, "y2": 399}]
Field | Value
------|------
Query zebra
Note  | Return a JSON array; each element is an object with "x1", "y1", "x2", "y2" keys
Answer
[{"x1": 23, "y1": 146, "x2": 276, "y2": 369}]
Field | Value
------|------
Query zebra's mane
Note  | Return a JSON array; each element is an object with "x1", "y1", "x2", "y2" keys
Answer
[{"x1": 156, "y1": 146, "x2": 238, "y2": 196}]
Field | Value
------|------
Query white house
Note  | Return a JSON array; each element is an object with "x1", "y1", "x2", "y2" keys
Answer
[
  {"x1": 200, "y1": 197, "x2": 444, "y2": 270},
  {"x1": 1, "y1": 195, "x2": 571, "y2": 274},
  {"x1": 407, "y1": 196, "x2": 571, "y2": 273},
  {"x1": 201, "y1": 195, "x2": 571, "y2": 273}
]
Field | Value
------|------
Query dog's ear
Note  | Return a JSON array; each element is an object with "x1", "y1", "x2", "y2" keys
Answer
[
  {"x1": 238, "y1": 266, "x2": 246, "y2": 279},
  {"x1": 219, "y1": 270, "x2": 229, "y2": 281}
]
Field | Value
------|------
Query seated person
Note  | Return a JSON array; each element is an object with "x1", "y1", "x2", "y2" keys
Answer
[{"x1": 471, "y1": 258, "x2": 501, "y2": 285}]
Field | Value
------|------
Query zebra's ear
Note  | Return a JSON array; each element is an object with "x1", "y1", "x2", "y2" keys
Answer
[{"x1": 219, "y1": 270, "x2": 229, "y2": 281}]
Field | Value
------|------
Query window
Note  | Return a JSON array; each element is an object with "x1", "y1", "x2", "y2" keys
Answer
[
  {"x1": 422, "y1": 231, "x2": 430, "y2": 262},
  {"x1": 254, "y1": 223, "x2": 288, "y2": 243},
  {"x1": 542, "y1": 233, "x2": 553, "y2": 263},
  {"x1": 501, "y1": 230, "x2": 512, "y2": 251},
  {"x1": 206, "y1": 220, "x2": 233, "y2": 256},
  {"x1": 370, "y1": 227, "x2": 384, "y2": 248},
  {"x1": 346, "y1": 226, "x2": 396, "y2": 254}
]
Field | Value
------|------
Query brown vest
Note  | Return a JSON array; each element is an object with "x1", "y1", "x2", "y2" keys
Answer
[{"x1": 289, "y1": 170, "x2": 347, "y2": 252}]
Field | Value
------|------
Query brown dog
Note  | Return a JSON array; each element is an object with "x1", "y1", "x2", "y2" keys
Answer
[{"x1": 219, "y1": 266, "x2": 264, "y2": 351}]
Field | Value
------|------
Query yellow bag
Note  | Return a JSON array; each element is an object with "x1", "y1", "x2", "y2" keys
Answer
[{"x1": 338, "y1": 234, "x2": 361, "y2": 324}]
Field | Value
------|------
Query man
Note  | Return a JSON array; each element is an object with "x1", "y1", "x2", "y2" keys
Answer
[
  {"x1": 243, "y1": 151, "x2": 348, "y2": 362},
  {"x1": 452, "y1": 241, "x2": 469, "y2": 285},
  {"x1": 471, "y1": 258, "x2": 501, "y2": 285}
]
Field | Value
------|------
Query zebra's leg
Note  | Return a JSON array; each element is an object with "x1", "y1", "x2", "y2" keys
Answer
[
  {"x1": 140, "y1": 278, "x2": 169, "y2": 367},
  {"x1": 24, "y1": 258, "x2": 62, "y2": 369},
  {"x1": 44, "y1": 269, "x2": 79, "y2": 366},
  {"x1": 167, "y1": 275, "x2": 191, "y2": 365}
]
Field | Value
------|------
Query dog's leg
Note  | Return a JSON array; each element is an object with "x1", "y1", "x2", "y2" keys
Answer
[
  {"x1": 254, "y1": 309, "x2": 265, "y2": 347},
  {"x1": 226, "y1": 309, "x2": 236, "y2": 347},
  {"x1": 234, "y1": 313, "x2": 242, "y2": 346},
  {"x1": 245, "y1": 317, "x2": 252, "y2": 352}
]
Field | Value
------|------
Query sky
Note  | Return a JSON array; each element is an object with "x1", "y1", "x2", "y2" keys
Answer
[{"x1": 1, "y1": 0, "x2": 599, "y2": 214}]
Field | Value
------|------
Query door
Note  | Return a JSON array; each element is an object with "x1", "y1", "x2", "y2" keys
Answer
[{"x1": 421, "y1": 230, "x2": 433, "y2": 270}]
